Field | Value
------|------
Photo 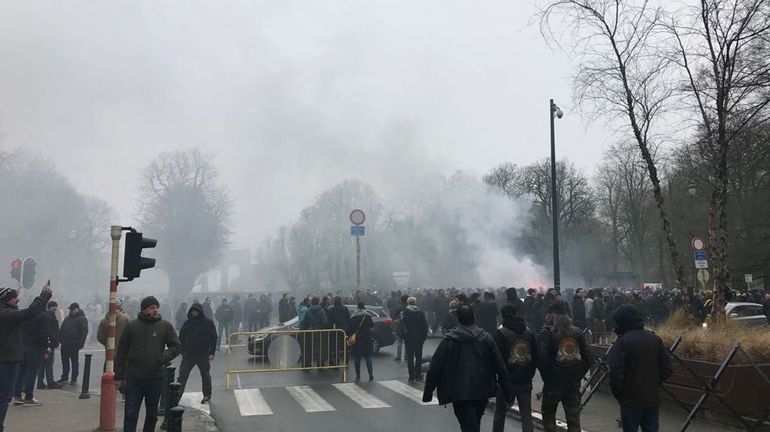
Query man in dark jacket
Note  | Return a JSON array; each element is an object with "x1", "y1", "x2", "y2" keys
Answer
[
  {"x1": 37, "y1": 301, "x2": 61, "y2": 390},
  {"x1": 423, "y1": 305, "x2": 513, "y2": 432},
  {"x1": 493, "y1": 305, "x2": 537, "y2": 432},
  {"x1": 608, "y1": 305, "x2": 672, "y2": 432},
  {"x1": 326, "y1": 297, "x2": 350, "y2": 365},
  {"x1": 174, "y1": 302, "x2": 188, "y2": 330},
  {"x1": 402, "y1": 297, "x2": 429, "y2": 382},
  {"x1": 202, "y1": 298, "x2": 214, "y2": 320},
  {"x1": 0, "y1": 283, "x2": 52, "y2": 432},
  {"x1": 13, "y1": 309, "x2": 51, "y2": 406},
  {"x1": 476, "y1": 292, "x2": 500, "y2": 336},
  {"x1": 178, "y1": 303, "x2": 217, "y2": 404},
  {"x1": 214, "y1": 298, "x2": 234, "y2": 349},
  {"x1": 301, "y1": 296, "x2": 328, "y2": 367},
  {"x1": 244, "y1": 294, "x2": 258, "y2": 331},
  {"x1": 115, "y1": 296, "x2": 181, "y2": 432},
  {"x1": 524, "y1": 289, "x2": 544, "y2": 333},
  {"x1": 278, "y1": 294, "x2": 292, "y2": 323},
  {"x1": 537, "y1": 302, "x2": 593, "y2": 432},
  {"x1": 58, "y1": 303, "x2": 88, "y2": 385},
  {"x1": 230, "y1": 295, "x2": 243, "y2": 333},
  {"x1": 572, "y1": 288, "x2": 587, "y2": 330}
]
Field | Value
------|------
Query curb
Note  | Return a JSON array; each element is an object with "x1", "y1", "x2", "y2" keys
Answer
[
  {"x1": 183, "y1": 405, "x2": 219, "y2": 432},
  {"x1": 487, "y1": 399, "x2": 593, "y2": 432}
]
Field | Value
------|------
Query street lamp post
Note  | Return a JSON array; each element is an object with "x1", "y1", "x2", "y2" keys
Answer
[{"x1": 550, "y1": 99, "x2": 563, "y2": 292}]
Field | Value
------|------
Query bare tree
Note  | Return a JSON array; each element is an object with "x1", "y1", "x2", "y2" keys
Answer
[
  {"x1": 540, "y1": 0, "x2": 689, "y2": 297},
  {"x1": 137, "y1": 148, "x2": 233, "y2": 303},
  {"x1": 482, "y1": 162, "x2": 520, "y2": 198},
  {"x1": 668, "y1": 0, "x2": 770, "y2": 321}
]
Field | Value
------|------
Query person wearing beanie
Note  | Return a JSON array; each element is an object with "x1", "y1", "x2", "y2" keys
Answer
[
  {"x1": 178, "y1": 303, "x2": 217, "y2": 404},
  {"x1": 115, "y1": 296, "x2": 181, "y2": 432},
  {"x1": 608, "y1": 304, "x2": 672, "y2": 432},
  {"x1": 57, "y1": 302, "x2": 89, "y2": 385},
  {"x1": 96, "y1": 300, "x2": 130, "y2": 371},
  {"x1": 0, "y1": 282, "x2": 53, "y2": 432},
  {"x1": 537, "y1": 298, "x2": 593, "y2": 432},
  {"x1": 493, "y1": 304, "x2": 538, "y2": 432}
]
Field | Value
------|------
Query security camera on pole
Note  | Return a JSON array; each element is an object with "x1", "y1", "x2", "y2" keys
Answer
[
  {"x1": 350, "y1": 209, "x2": 366, "y2": 292},
  {"x1": 100, "y1": 226, "x2": 157, "y2": 432}
]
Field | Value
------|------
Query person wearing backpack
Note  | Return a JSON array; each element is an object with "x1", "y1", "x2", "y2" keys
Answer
[
  {"x1": 537, "y1": 302, "x2": 593, "y2": 432},
  {"x1": 493, "y1": 304, "x2": 537, "y2": 432}
]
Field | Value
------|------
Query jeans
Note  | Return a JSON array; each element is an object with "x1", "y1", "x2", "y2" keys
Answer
[
  {"x1": 452, "y1": 399, "x2": 489, "y2": 432},
  {"x1": 620, "y1": 405, "x2": 660, "y2": 432},
  {"x1": 124, "y1": 377, "x2": 163, "y2": 432},
  {"x1": 217, "y1": 322, "x2": 231, "y2": 348},
  {"x1": 0, "y1": 362, "x2": 20, "y2": 432},
  {"x1": 37, "y1": 349, "x2": 55, "y2": 386},
  {"x1": 60, "y1": 345, "x2": 79, "y2": 382},
  {"x1": 353, "y1": 354, "x2": 373, "y2": 380},
  {"x1": 541, "y1": 382, "x2": 582, "y2": 432},
  {"x1": 405, "y1": 342, "x2": 423, "y2": 380},
  {"x1": 494, "y1": 384, "x2": 534, "y2": 432},
  {"x1": 14, "y1": 350, "x2": 43, "y2": 401},
  {"x1": 177, "y1": 356, "x2": 212, "y2": 398}
]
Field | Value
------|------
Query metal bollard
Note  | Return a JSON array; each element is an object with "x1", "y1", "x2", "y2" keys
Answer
[
  {"x1": 166, "y1": 406, "x2": 185, "y2": 432},
  {"x1": 161, "y1": 382, "x2": 183, "y2": 430},
  {"x1": 159, "y1": 365, "x2": 176, "y2": 417},
  {"x1": 79, "y1": 354, "x2": 92, "y2": 399}
]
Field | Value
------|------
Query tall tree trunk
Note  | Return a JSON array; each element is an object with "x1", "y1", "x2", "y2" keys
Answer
[{"x1": 709, "y1": 138, "x2": 730, "y2": 323}]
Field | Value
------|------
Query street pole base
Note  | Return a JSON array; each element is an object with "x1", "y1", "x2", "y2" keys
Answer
[{"x1": 99, "y1": 371, "x2": 117, "y2": 432}]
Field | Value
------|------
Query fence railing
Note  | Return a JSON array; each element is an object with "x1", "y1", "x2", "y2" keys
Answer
[{"x1": 225, "y1": 328, "x2": 348, "y2": 389}]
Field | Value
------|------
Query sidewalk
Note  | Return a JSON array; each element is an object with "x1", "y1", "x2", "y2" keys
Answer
[
  {"x1": 491, "y1": 375, "x2": 747, "y2": 432},
  {"x1": 5, "y1": 389, "x2": 218, "y2": 432}
]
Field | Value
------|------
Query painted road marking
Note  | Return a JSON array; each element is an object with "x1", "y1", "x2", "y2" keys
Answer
[
  {"x1": 286, "y1": 386, "x2": 336, "y2": 412},
  {"x1": 332, "y1": 383, "x2": 391, "y2": 409},
  {"x1": 234, "y1": 389, "x2": 273, "y2": 416},
  {"x1": 378, "y1": 380, "x2": 438, "y2": 406}
]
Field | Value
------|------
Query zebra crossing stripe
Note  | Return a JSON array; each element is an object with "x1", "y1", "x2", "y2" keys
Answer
[
  {"x1": 286, "y1": 386, "x2": 336, "y2": 412},
  {"x1": 234, "y1": 389, "x2": 274, "y2": 416},
  {"x1": 332, "y1": 383, "x2": 391, "y2": 409},
  {"x1": 179, "y1": 392, "x2": 210, "y2": 416},
  {"x1": 378, "y1": 380, "x2": 438, "y2": 405}
]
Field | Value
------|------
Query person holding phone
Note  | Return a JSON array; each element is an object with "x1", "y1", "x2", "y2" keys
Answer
[{"x1": 0, "y1": 281, "x2": 53, "y2": 432}]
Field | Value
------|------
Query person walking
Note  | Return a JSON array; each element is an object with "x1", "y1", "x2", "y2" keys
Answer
[
  {"x1": 608, "y1": 305, "x2": 673, "y2": 432},
  {"x1": 391, "y1": 295, "x2": 408, "y2": 362},
  {"x1": 177, "y1": 303, "x2": 217, "y2": 404},
  {"x1": 0, "y1": 283, "x2": 53, "y2": 432},
  {"x1": 214, "y1": 298, "x2": 234, "y2": 349},
  {"x1": 524, "y1": 289, "x2": 544, "y2": 333},
  {"x1": 57, "y1": 303, "x2": 88, "y2": 385},
  {"x1": 493, "y1": 304, "x2": 537, "y2": 432},
  {"x1": 37, "y1": 301, "x2": 61, "y2": 390},
  {"x1": 572, "y1": 288, "x2": 587, "y2": 330},
  {"x1": 423, "y1": 305, "x2": 513, "y2": 432},
  {"x1": 402, "y1": 297, "x2": 428, "y2": 382},
  {"x1": 476, "y1": 292, "x2": 500, "y2": 336},
  {"x1": 348, "y1": 303, "x2": 374, "y2": 381},
  {"x1": 537, "y1": 303, "x2": 593, "y2": 432}
]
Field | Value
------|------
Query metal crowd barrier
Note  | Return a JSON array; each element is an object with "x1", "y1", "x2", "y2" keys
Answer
[{"x1": 225, "y1": 328, "x2": 348, "y2": 389}]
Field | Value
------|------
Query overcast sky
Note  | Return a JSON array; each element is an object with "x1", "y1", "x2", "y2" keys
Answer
[{"x1": 0, "y1": 1, "x2": 608, "y2": 247}]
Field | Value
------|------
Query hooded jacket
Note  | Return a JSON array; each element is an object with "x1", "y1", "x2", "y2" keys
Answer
[
  {"x1": 304, "y1": 304, "x2": 328, "y2": 330},
  {"x1": 423, "y1": 324, "x2": 513, "y2": 405},
  {"x1": 608, "y1": 305, "x2": 673, "y2": 408},
  {"x1": 179, "y1": 303, "x2": 218, "y2": 358},
  {"x1": 537, "y1": 321, "x2": 593, "y2": 385},
  {"x1": 60, "y1": 309, "x2": 89, "y2": 349},
  {"x1": 97, "y1": 311, "x2": 130, "y2": 351},
  {"x1": 402, "y1": 305, "x2": 428, "y2": 345},
  {"x1": 493, "y1": 316, "x2": 538, "y2": 386},
  {"x1": 0, "y1": 290, "x2": 52, "y2": 363},
  {"x1": 475, "y1": 300, "x2": 500, "y2": 335},
  {"x1": 20, "y1": 311, "x2": 52, "y2": 352},
  {"x1": 115, "y1": 312, "x2": 181, "y2": 380}
]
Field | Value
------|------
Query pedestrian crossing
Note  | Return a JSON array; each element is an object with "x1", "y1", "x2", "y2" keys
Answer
[{"x1": 218, "y1": 380, "x2": 438, "y2": 417}]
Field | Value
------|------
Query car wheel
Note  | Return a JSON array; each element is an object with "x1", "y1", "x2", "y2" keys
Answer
[{"x1": 372, "y1": 337, "x2": 381, "y2": 354}]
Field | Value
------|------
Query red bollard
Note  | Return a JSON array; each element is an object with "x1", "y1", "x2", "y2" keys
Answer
[{"x1": 99, "y1": 371, "x2": 116, "y2": 431}]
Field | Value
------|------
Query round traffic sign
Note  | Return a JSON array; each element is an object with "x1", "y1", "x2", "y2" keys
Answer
[
  {"x1": 691, "y1": 237, "x2": 705, "y2": 251},
  {"x1": 349, "y1": 209, "x2": 366, "y2": 226}
]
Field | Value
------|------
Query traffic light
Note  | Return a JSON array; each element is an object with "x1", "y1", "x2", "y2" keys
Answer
[
  {"x1": 10, "y1": 259, "x2": 21, "y2": 282},
  {"x1": 21, "y1": 257, "x2": 36, "y2": 289},
  {"x1": 123, "y1": 231, "x2": 157, "y2": 281}
]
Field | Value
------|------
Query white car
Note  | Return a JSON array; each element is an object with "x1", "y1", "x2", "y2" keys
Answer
[{"x1": 725, "y1": 302, "x2": 768, "y2": 327}]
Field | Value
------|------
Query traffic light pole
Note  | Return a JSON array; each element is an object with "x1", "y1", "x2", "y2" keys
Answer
[{"x1": 99, "y1": 225, "x2": 122, "y2": 431}]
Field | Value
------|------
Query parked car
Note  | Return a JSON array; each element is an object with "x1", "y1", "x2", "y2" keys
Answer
[
  {"x1": 725, "y1": 302, "x2": 768, "y2": 327},
  {"x1": 247, "y1": 305, "x2": 395, "y2": 359}
]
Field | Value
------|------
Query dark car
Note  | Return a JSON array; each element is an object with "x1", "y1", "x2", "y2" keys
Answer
[{"x1": 247, "y1": 305, "x2": 395, "y2": 359}]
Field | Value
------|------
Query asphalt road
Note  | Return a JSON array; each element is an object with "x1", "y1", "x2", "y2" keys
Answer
[{"x1": 50, "y1": 337, "x2": 524, "y2": 432}]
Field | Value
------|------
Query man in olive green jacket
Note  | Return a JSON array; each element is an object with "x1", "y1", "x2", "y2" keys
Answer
[{"x1": 115, "y1": 296, "x2": 181, "y2": 432}]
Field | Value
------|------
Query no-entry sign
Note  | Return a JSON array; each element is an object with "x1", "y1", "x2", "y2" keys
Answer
[{"x1": 350, "y1": 209, "x2": 366, "y2": 226}]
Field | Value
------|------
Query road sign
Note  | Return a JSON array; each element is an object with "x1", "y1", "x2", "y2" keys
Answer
[
  {"x1": 349, "y1": 209, "x2": 366, "y2": 226},
  {"x1": 744, "y1": 274, "x2": 753, "y2": 283},
  {"x1": 697, "y1": 269, "x2": 710, "y2": 285},
  {"x1": 693, "y1": 251, "x2": 707, "y2": 261},
  {"x1": 691, "y1": 237, "x2": 706, "y2": 250},
  {"x1": 351, "y1": 226, "x2": 365, "y2": 236},
  {"x1": 393, "y1": 271, "x2": 411, "y2": 286},
  {"x1": 695, "y1": 260, "x2": 708, "y2": 269}
]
